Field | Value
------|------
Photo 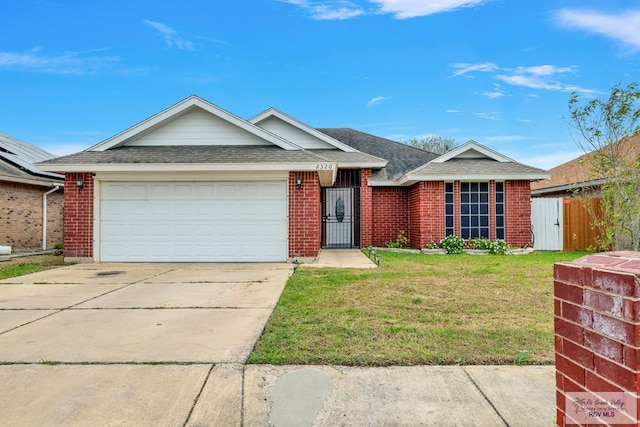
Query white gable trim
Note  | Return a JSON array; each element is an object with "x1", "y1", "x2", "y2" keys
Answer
[
  {"x1": 431, "y1": 140, "x2": 515, "y2": 163},
  {"x1": 249, "y1": 108, "x2": 358, "y2": 152},
  {"x1": 88, "y1": 96, "x2": 303, "y2": 152}
]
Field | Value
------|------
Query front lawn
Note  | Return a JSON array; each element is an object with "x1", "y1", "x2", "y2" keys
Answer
[
  {"x1": 0, "y1": 254, "x2": 65, "y2": 280},
  {"x1": 248, "y1": 250, "x2": 587, "y2": 366}
]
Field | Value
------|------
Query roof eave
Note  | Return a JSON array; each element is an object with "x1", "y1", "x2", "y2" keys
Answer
[
  {"x1": 37, "y1": 162, "x2": 340, "y2": 173},
  {"x1": 0, "y1": 173, "x2": 65, "y2": 187},
  {"x1": 531, "y1": 178, "x2": 607, "y2": 195},
  {"x1": 401, "y1": 172, "x2": 551, "y2": 183}
]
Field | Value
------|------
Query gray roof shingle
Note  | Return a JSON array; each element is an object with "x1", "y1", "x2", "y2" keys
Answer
[
  {"x1": 39, "y1": 145, "x2": 385, "y2": 166},
  {"x1": 410, "y1": 158, "x2": 549, "y2": 176},
  {"x1": 317, "y1": 128, "x2": 438, "y2": 180}
]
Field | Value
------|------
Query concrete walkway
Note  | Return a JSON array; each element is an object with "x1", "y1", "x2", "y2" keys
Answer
[{"x1": 0, "y1": 255, "x2": 556, "y2": 426}]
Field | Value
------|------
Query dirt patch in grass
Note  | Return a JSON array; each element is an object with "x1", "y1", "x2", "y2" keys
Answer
[
  {"x1": 0, "y1": 254, "x2": 66, "y2": 280},
  {"x1": 248, "y1": 250, "x2": 587, "y2": 366}
]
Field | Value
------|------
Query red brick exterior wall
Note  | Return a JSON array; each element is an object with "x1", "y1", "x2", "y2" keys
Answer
[
  {"x1": 554, "y1": 252, "x2": 640, "y2": 426},
  {"x1": 360, "y1": 169, "x2": 373, "y2": 248},
  {"x1": 371, "y1": 187, "x2": 408, "y2": 247},
  {"x1": 505, "y1": 180, "x2": 532, "y2": 247},
  {"x1": 408, "y1": 182, "x2": 445, "y2": 249},
  {"x1": 289, "y1": 171, "x2": 321, "y2": 257},
  {"x1": 0, "y1": 181, "x2": 63, "y2": 250},
  {"x1": 63, "y1": 173, "x2": 93, "y2": 259}
]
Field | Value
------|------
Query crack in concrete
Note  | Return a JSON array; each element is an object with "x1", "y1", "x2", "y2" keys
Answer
[{"x1": 462, "y1": 366, "x2": 510, "y2": 427}]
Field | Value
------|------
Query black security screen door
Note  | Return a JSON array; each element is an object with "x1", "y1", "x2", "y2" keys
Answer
[{"x1": 321, "y1": 170, "x2": 361, "y2": 248}]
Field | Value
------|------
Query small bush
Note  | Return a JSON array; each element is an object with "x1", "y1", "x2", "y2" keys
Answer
[
  {"x1": 487, "y1": 239, "x2": 510, "y2": 255},
  {"x1": 387, "y1": 230, "x2": 409, "y2": 248},
  {"x1": 469, "y1": 238, "x2": 491, "y2": 250},
  {"x1": 439, "y1": 235, "x2": 465, "y2": 254}
]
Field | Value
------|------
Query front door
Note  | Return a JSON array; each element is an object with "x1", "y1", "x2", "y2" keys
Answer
[{"x1": 322, "y1": 187, "x2": 355, "y2": 248}]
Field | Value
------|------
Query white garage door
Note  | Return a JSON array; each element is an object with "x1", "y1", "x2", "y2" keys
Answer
[{"x1": 100, "y1": 181, "x2": 287, "y2": 262}]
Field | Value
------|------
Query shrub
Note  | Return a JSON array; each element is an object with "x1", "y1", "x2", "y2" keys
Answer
[
  {"x1": 487, "y1": 239, "x2": 510, "y2": 255},
  {"x1": 439, "y1": 235, "x2": 465, "y2": 254},
  {"x1": 387, "y1": 230, "x2": 409, "y2": 248},
  {"x1": 425, "y1": 241, "x2": 439, "y2": 249},
  {"x1": 469, "y1": 238, "x2": 491, "y2": 250}
]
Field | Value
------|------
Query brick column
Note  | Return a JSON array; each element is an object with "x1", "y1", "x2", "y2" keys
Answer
[
  {"x1": 554, "y1": 251, "x2": 640, "y2": 426},
  {"x1": 360, "y1": 169, "x2": 373, "y2": 248},
  {"x1": 288, "y1": 171, "x2": 321, "y2": 258},
  {"x1": 505, "y1": 180, "x2": 531, "y2": 247},
  {"x1": 63, "y1": 172, "x2": 93, "y2": 260}
]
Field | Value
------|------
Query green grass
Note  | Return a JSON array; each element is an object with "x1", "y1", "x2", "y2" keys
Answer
[
  {"x1": 0, "y1": 255, "x2": 66, "y2": 280},
  {"x1": 248, "y1": 250, "x2": 588, "y2": 366}
]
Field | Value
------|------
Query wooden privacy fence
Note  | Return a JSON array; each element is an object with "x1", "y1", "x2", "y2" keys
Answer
[{"x1": 562, "y1": 197, "x2": 602, "y2": 251}]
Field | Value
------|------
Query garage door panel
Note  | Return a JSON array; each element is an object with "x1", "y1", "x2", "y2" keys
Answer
[{"x1": 100, "y1": 181, "x2": 287, "y2": 262}]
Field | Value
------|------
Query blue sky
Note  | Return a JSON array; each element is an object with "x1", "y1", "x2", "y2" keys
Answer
[{"x1": 1, "y1": 0, "x2": 639, "y2": 169}]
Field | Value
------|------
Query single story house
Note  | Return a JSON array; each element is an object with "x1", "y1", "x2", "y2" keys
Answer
[
  {"x1": 0, "y1": 132, "x2": 64, "y2": 250},
  {"x1": 38, "y1": 96, "x2": 549, "y2": 263}
]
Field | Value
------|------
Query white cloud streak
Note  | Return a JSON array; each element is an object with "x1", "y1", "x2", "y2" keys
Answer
[
  {"x1": 370, "y1": 0, "x2": 490, "y2": 19},
  {"x1": 277, "y1": 0, "x2": 364, "y2": 20},
  {"x1": 554, "y1": 8, "x2": 640, "y2": 51},
  {"x1": 278, "y1": 0, "x2": 491, "y2": 20},
  {"x1": 0, "y1": 47, "x2": 120, "y2": 75},
  {"x1": 367, "y1": 96, "x2": 389, "y2": 107},
  {"x1": 450, "y1": 62, "x2": 599, "y2": 95},
  {"x1": 143, "y1": 20, "x2": 195, "y2": 51},
  {"x1": 474, "y1": 112, "x2": 502, "y2": 121}
]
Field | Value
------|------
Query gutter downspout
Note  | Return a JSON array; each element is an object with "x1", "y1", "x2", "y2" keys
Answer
[{"x1": 42, "y1": 185, "x2": 61, "y2": 250}]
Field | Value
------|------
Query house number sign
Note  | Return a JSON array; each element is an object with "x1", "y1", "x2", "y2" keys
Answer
[{"x1": 315, "y1": 163, "x2": 334, "y2": 170}]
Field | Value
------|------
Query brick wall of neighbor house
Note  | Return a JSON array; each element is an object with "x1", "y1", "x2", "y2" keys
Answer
[
  {"x1": 371, "y1": 187, "x2": 408, "y2": 247},
  {"x1": 63, "y1": 173, "x2": 94, "y2": 259},
  {"x1": 289, "y1": 171, "x2": 321, "y2": 257},
  {"x1": 554, "y1": 252, "x2": 640, "y2": 427},
  {"x1": 408, "y1": 181, "x2": 445, "y2": 249},
  {"x1": 0, "y1": 182, "x2": 63, "y2": 250},
  {"x1": 360, "y1": 169, "x2": 373, "y2": 248},
  {"x1": 505, "y1": 180, "x2": 532, "y2": 247}
]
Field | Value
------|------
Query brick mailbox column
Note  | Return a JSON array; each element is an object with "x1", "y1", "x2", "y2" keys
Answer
[{"x1": 554, "y1": 251, "x2": 640, "y2": 426}]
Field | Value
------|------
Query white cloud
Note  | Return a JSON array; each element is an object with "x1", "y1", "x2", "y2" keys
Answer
[
  {"x1": 518, "y1": 118, "x2": 532, "y2": 123},
  {"x1": 0, "y1": 47, "x2": 120, "y2": 75},
  {"x1": 278, "y1": 0, "x2": 491, "y2": 20},
  {"x1": 445, "y1": 109, "x2": 460, "y2": 113},
  {"x1": 143, "y1": 20, "x2": 195, "y2": 51},
  {"x1": 367, "y1": 96, "x2": 389, "y2": 107},
  {"x1": 474, "y1": 112, "x2": 502, "y2": 121},
  {"x1": 450, "y1": 61, "x2": 600, "y2": 95},
  {"x1": 554, "y1": 8, "x2": 640, "y2": 51},
  {"x1": 277, "y1": 0, "x2": 364, "y2": 20},
  {"x1": 517, "y1": 150, "x2": 584, "y2": 170},
  {"x1": 370, "y1": 0, "x2": 490, "y2": 19},
  {"x1": 449, "y1": 62, "x2": 499, "y2": 77}
]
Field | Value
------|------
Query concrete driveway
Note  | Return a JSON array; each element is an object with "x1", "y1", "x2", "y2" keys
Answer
[{"x1": 0, "y1": 262, "x2": 293, "y2": 426}]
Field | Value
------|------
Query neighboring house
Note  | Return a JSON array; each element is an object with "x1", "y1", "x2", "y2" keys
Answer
[
  {"x1": 530, "y1": 136, "x2": 640, "y2": 251},
  {"x1": 38, "y1": 96, "x2": 549, "y2": 263},
  {"x1": 531, "y1": 134, "x2": 640, "y2": 198},
  {"x1": 0, "y1": 132, "x2": 64, "y2": 250}
]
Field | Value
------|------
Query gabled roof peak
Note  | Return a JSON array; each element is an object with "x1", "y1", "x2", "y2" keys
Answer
[
  {"x1": 431, "y1": 140, "x2": 515, "y2": 163},
  {"x1": 88, "y1": 96, "x2": 304, "y2": 152}
]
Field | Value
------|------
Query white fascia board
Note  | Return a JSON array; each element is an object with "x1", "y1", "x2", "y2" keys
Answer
[
  {"x1": 0, "y1": 173, "x2": 65, "y2": 187},
  {"x1": 367, "y1": 180, "x2": 400, "y2": 187},
  {"x1": 38, "y1": 162, "x2": 339, "y2": 173},
  {"x1": 89, "y1": 96, "x2": 303, "y2": 152},
  {"x1": 431, "y1": 140, "x2": 515, "y2": 163},
  {"x1": 249, "y1": 108, "x2": 358, "y2": 152}
]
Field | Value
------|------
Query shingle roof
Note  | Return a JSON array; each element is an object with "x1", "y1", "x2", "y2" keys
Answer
[
  {"x1": 0, "y1": 132, "x2": 63, "y2": 183},
  {"x1": 39, "y1": 145, "x2": 384, "y2": 166},
  {"x1": 531, "y1": 135, "x2": 640, "y2": 192},
  {"x1": 317, "y1": 128, "x2": 438, "y2": 180},
  {"x1": 410, "y1": 158, "x2": 549, "y2": 176}
]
